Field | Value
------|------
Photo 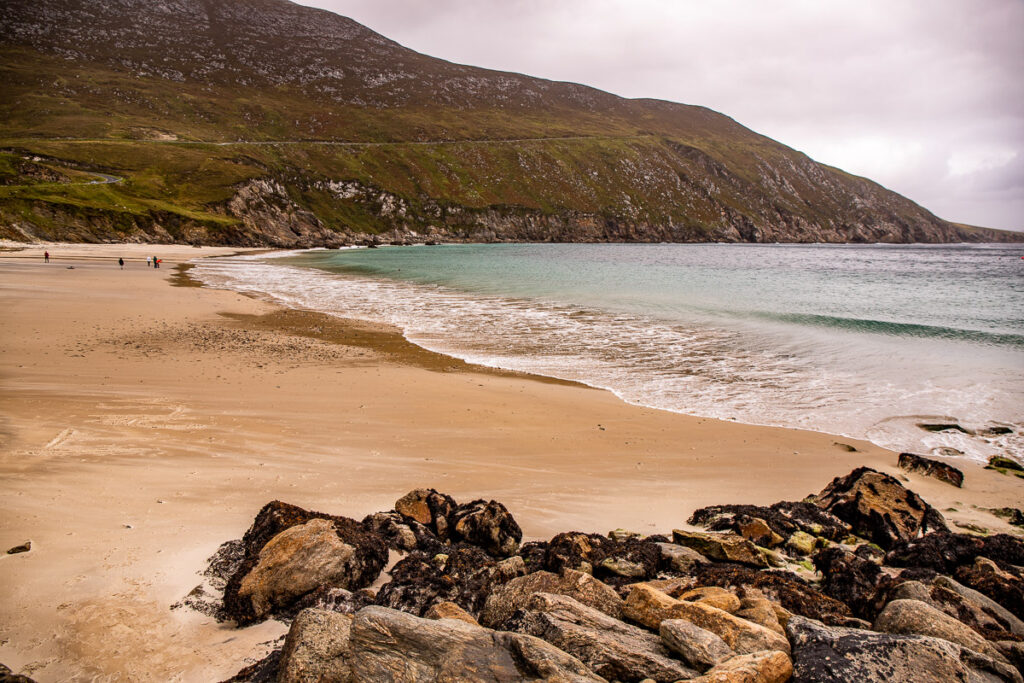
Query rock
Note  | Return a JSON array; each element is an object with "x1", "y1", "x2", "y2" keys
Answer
[
  {"x1": 235, "y1": 519, "x2": 361, "y2": 621},
  {"x1": 874, "y1": 599, "x2": 1008, "y2": 663},
  {"x1": 681, "y1": 587, "x2": 741, "y2": 613},
  {"x1": 599, "y1": 556, "x2": 648, "y2": 578},
  {"x1": 291, "y1": 585, "x2": 376, "y2": 616},
  {"x1": 998, "y1": 641, "x2": 1024, "y2": 678},
  {"x1": 425, "y1": 600, "x2": 480, "y2": 625},
  {"x1": 812, "y1": 546, "x2": 884, "y2": 620},
  {"x1": 544, "y1": 532, "x2": 604, "y2": 575},
  {"x1": 609, "y1": 528, "x2": 642, "y2": 542},
  {"x1": 812, "y1": 467, "x2": 948, "y2": 549},
  {"x1": 451, "y1": 499, "x2": 522, "y2": 557},
  {"x1": 362, "y1": 510, "x2": 441, "y2": 554},
  {"x1": 223, "y1": 500, "x2": 387, "y2": 624},
  {"x1": 347, "y1": 605, "x2": 605, "y2": 682},
  {"x1": 376, "y1": 545, "x2": 525, "y2": 618},
  {"x1": 737, "y1": 518, "x2": 782, "y2": 547},
  {"x1": 480, "y1": 568, "x2": 624, "y2": 628},
  {"x1": 277, "y1": 608, "x2": 353, "y2": 683},
  {"x1": 0, "y1": 663, "x2": 36, "y2": 683},
  {"x1": 659, "y1": 619, "x2": 734, "y2": 671},
  {"x1": 991, "y1": 508, "x2": 1024, "y2": 528},
  {"x1": 735, "y1": 596, "x2": 785, "y2": 635},
  {"x1": 689, "y1": 501, "x2": 851, "y2": 543},
  {"x1": 784, "y1": 531, "x2": 817, "y2": 556},
  {"x1": 395, "y1": 488, "x2": 457, "y2": 539},
  {"x1": 543, "y1": 532, "x2": 661, "y2": 586},
  {"x1": 624, "y1": 584, "x2": 790, "y2": 655},
  {"x1": 687, "y1": 650, "x2": 793, "y2": 683},
  {"x1": 933, "y1": 575, "x2": 1024, "y2": 637},
  {"x1": 507, "y1": 592, "x2": 700, "y2": 682},
  {"x1": 954, "y1": 565, "x2": 1024, "y2": 623},
  {"x1": 885, "y1": 532, "x2": 1024, "y2": 574},
  {"x1": 692, "y1": 564, "x2": 852, "y2": 624},
  {"x1": 5, "y1": 541, "x2": 31, "y2": 555},
  {"x1": 988, "y1": 456, "x2": 1024, "y2": 472},
  {"x1": 898, "y1": 452, "x2": 964, "y2": 487},
  {"x1": 671, "y1": 530, "x2": 768, "y2": 568},
  {"x1": 656, "y1": 542, "x2": 710, "y2": 574},
  {"x1": 787, "y1": 615, "x2": 1023, "y2": 683}
]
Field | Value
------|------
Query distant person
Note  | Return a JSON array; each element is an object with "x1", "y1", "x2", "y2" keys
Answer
[
  {"x1": 118, "y1": 257, "x2": 124, "y2": 269},
  {"x1": 44, "y1": 251, "x2": 49, "y2": 263},
  {"x1": 146, "y1": 256, "x2": 151, "y2": 267},
  {"x1": 153, "y1": 255, "x2": 160, "y2": 269}
]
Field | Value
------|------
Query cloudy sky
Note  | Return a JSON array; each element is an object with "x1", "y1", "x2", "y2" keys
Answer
[{"x1": 299, "y1": 0, "x2": 1023, "y2": 232}]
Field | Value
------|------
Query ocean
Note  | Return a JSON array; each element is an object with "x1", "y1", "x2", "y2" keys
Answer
[{"x1": 193, "y1": 243, "x2": 1024, "y2": 465}]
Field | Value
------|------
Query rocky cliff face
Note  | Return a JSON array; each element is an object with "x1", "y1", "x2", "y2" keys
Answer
[{"x1": 0, "y1": 0, "x2": 1020, "y2": 245}]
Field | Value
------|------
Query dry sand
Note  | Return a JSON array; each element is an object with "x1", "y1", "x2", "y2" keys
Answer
[{"x1": 1, "y1": 242, "x2": 1020, "y2": 681}]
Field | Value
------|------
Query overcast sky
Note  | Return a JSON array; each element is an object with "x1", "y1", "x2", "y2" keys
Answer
[{"x1": 299, "y1": 0, "x2": 1023, "y2": 232}]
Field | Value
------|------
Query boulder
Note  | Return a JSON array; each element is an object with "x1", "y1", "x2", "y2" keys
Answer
[
  {"x1": 811, "y1": 467, "x2": 948, "y2": 549},
  {"x1": 544, "y1": 532, "x2": 606, "y2": 575},
  {"x1": 656, "y1": 542, "x2": 710, "y2": 574},
  {"x1": 735, "y1": 596, "x2": 785, "y2": 635},
  {"x1": 480, "y1": 568, "x2": 624, "y2": 628},
  {"x1": 624, "y1": 584, "x2": 790, "y2": 655},
  {"x1": 787, "y1": 615, "x2": 1023, "y2": 683},
  {"x1": 874, "y1": 599, "x2": 1008, "y2": 663},
  {"x1": 689, "y1": 501, "x2": 851, "y2": 543},
  {"x1": 812, "y1": 546, "x2": 884, "y2": 620},
  {"x1": 671, "y1": 530, "x2": 768, "y2": 568},
  {"x1": 680, "y1": 587, "x2": 741, "y2": 613},
  {"x1": 659, "y1": 619, "x2": 734, "y2": 671},
  {"x1": 347, "y1": 605, "x2": 605, "y2": 682},
  {"x1": 0, "y1": 664, "x2": 36, "y2": 683},
  {"x1": 362, "y1": 510, "x2": 442, "y2": 554},
  {"x1": 784, "y1": 531, "x2": 817, "y2": 556},
  {"x1": 954, "y1": 565, "x2": 1024, "y2": 624},
  {"x1": 687, "y1": 650, "x2": 793, "y2": 683},
  {"x1": 425, "y1": 600, "x2": 480, "y2": 625},
  {"x1": 898, "y1": 452, "x2": 964, "y2": 487},
  {"x1": 395, "y1": 488, "x2": 457, "y2": 540},
  {"x1": 235, "y1": 519, "x2": 360, "y2": 621},
  {"x1": 507, "y1": 592, "x2": 699, "y2": 682},
  {"x1": 451, "y1": 499, "x2": 523, "y2": 557},
  {"x1": 692, "y1": 564, "x2": 852, "y2": 624},
  {"x1": 737, "y1": 518, "x2": 782, "y2": 547},
  {"x1": 933, "y1": 575, "x2": 1024, "y2": 637},
  {"x1": 885, "y1": 532, "x2": 1024, "y2": 573},
  {"x1": 277, "y1": 608, "x2": 353, "y2": 683}
]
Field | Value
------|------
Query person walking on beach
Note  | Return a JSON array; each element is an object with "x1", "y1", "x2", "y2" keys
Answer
[
  {"x1": 118, "y1": 257, "x2": 124, "y2": 270},
  {"x1": 146, "y1": 256, "x2": 151, "y2": 267},
  {"x1": 153, "y1": 255, "x2": 159, "y2": 269},
  {"x1": 44, "y1": 251, "x2": 49, "y2": 263}
]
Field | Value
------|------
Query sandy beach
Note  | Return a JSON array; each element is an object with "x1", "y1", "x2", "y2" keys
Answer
[{"x1": 1, "y1": 243, "x2": 1021, "y2": 682}]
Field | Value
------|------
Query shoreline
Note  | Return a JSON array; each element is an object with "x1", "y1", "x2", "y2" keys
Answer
[{"x1": 1, "y1": 243, "x2": 1021, "y2": 681}]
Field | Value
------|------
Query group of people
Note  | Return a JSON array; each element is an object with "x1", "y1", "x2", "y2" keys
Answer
[{"x1": 42, "y1": 251, "x2": 161, "y2": 269}]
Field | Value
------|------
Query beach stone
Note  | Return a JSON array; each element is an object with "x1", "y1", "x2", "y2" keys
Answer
[
  {"x1": 933, "y1": 575, "x2": 1024, "y2": 637},
  {"x1": 624, "y1": 584, "x2": 790, "y2": 655},
  {"x1": 480, "y1": 568, "x2": 624, "y2": 628},
  {"x1": 347, "y1": 605, "x2": 604, "y2": 682},
  {"x1": 362, "y1": 510, "x2": 441, "y2": 554},
  {"x1": 991, "y1": 508, "x2": 1024, "y2": 528},
  {"x1": 737, "y1": 517, "x2": 783, "y2": 548},
  {"x1": 898, "y1": 452, "x2": 964, "y2": 487},
  {"x1": 886, "y1": 532, "x2": 1024, "y2": 574},
  {"x1": 425, "y1": 600, "x2": 479, "y2": 625},
  {"x1": 735, "y1": 596, "x2": 785, "y2": 635},
  {"x1": 681, "y1": 586, "x2": 741, "y2": 613},
  {"x1": 0, "y1": 664, "x2": 36, "y2": 683},
  {"x1": 672, "y1": 530, "x2": 768, "y2": 568},
  {"x1": 784, "y1": 531, "x2": 818, "y2": 556},
  {"x1": 236, "y1": 518, "x2": 361, "y2": 621},
  {"x1": 598, "y1": 556, "x2": 647, "y2": 578},
  {"x1": 451, "y1": 499, "x2": 522, "y2": 557},
  {"x1": 813, "y1": 546, "x2": 884, "y2": 620},
  {"x1": 988, "y1": 456, "x2": 1024, "y2": 472},
  {"x1": 5, "y1": 541, "x2": 31, "y2": 555},
  {"x1": 874, "y1": 598, "x2": 1009, "y2": 663},
  {"x1": 506, "y1": 592, "x2": 700, "y2": 682},
  {"x1": 395, "y1": 488, "x2": 457, "y2": 539},
  {"x1": 543, "y1": 532, "x2": 661, "y2": 585},
  {"x1": 290, "y1": 585, "x2": 375, "y2": 616},
  {"x1": 687, "y1": 650, "x2": 793, "y2": 683},
  {"x1": 787, "y1": 615, "x2": 1023, "y2": 683},
  {"x1": 812, "y1": 467, "x2": 948, "y2": 550},
  {"x1": 609, "y1": 528, "x2": 642, "y2": 541},
  {"x1": 656, "y1": 542, "x2": 710, "y2": 573},
  {"x1": 277, "y1": 608, "x2": 353, "y2": 683},
  {"x1": 659, "y1": 618, "x2": 734, "y2": 671},
  {"x1": 954, "y1": 565, "x2": 1024, "y2": 626},
  {"x1": 689, "y1": 501, "x2": 851, "y2": 543}
]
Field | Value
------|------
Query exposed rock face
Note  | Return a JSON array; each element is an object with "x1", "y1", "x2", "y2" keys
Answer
[
  {"x1": 277, "y1": 608, "x2": 354, "y2": 683},
  {"x1": 671, "y1": 530, "x2": 768, "y2": 568},
  {"x1": 812, "y1": 467, "x2": 948, "y2": 549},
  {"x1": 874, "y1": 599, "x2": 1009, "y2": 663},
  {"x1": 658, "y1": 618, "x2": 734, "y2": 671},
  {"x1": 480, "y1": 568, "x2": 625, "y2": 629},
  {"x1": 506, "y1": 592, "x2": 700, "y2": 682},
  {"x1": 347, "y1": 605, "x2": 605, "y2": 682},
  {"x1": 451, "y1": 499, "x2": 523, "y2": 558},
  {"x1": 624, "y1": 584, "x2": 790, "y2": 655},
  {"x1": 898, "y1": 452, "x2": 964, "y2": 487}
]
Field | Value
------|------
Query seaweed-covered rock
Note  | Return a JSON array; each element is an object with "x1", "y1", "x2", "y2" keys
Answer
[
  {"x1": 450, "y1": 499, "x2": 523, "y2": 558},
  {"x1": 787, "y1": 615, "x2": 1023, "y2": 683},
  {"x1": 362, "y1": 510, "x2": 443, "y2": 554},
  {"x1": 954, "y1": 566, "x2": 1024, "y2": 623},
  {"x1": 692, "y1": 564, "x2": 852, "y2": 624},
  {"x1": 874, "y1": 599, "x2": 1009, "y2": 663},
  {"x1": 813, "y1": 546, "x2": 884, "y2": 620},
  {"x1": 671, "y1": 530, "x2": 768, "y2": 568},
  {"x1": 656, "y1": 542, "x2": 711, "y2": 574},
  {"x1": 481, "y1": 568, "x2": 624, "y2": 629},
  {"x1": 933, "y1": 575, "x2": 1024, "y2": 638},
  {"x1": 542, "y1": 532, "x2": 661, "y2": 585},
  {"x1": 885, "y1": 532, "x2": 1024, "y2": 574},
  {"x1": 689, "y1": 501, "x2": 851, "y2": 543},
  {"x1": 394, "y1": 488, "x2": 458, "y2": 540},
  {"x1": 507, "y1": 592, "x2": 700, "y2": 682},
  {"x1": 223, "y1": 502, "x2": 387, "y2": 625},
  {"x1": 812, "y1": 467, "x2": 948, "y2": 549},
  {"x1": 544, "y1": 532, "x2": 608, "y2": 575},
  {"x1": 898, "y1": 452, "x2": 964, "y2": 487},
  {"x1": 0, "y1": 664, "x2": 36, "y2": 683}
]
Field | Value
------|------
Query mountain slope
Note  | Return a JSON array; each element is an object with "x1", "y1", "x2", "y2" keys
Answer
[{"x1": 0, "y1": 0, "x2": 1019, "y2": 245}]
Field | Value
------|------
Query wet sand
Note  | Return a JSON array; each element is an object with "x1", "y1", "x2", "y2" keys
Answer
[{"x1": 1, "y1": 243, "x2": 1020, "y2": 681}]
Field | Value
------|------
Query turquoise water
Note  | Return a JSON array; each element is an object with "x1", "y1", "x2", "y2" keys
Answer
[{"x1": 194, "y1": 243, "x2": 1024, "y2": 463}]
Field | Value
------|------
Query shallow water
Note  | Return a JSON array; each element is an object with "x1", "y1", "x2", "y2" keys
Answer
[{"x1": 193, "y1": 242, "x2": 1024, "y2": 464}]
